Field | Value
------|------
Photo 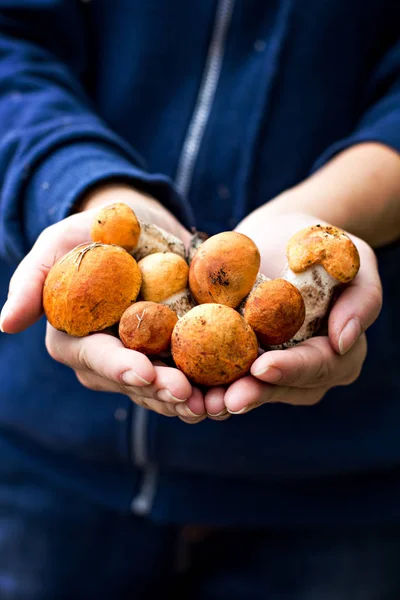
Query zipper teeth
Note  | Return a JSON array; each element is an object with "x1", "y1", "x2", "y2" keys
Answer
[
  {"x1": 131, "y1": 0, "x2": 234, "y2": 516},
  {"x1": 175, "y1": 0, "x2": 235, "y2": 198},
  {"x1": 131, "y1": 403, "x2": 148, "y2": 467},
  {"x1": 131, "y1": 466, "x2": 158, "y2": 516}
]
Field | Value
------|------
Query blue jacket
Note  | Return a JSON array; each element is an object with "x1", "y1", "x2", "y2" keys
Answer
[{"x1": 1, "y1": 0, "x2": 400, "y2": 526}]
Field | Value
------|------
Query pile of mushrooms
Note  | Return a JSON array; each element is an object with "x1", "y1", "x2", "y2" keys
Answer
[{"x1": 43, "y1": 203, "x2": 360, "y2": 386}]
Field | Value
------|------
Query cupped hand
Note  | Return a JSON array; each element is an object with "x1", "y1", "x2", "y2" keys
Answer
[
  {"x1": 0, "y1": 184, "x2": 205, "y2": 423},
  {"x1": 204, "y1": 212, "x2": 382, "y2": 417}
]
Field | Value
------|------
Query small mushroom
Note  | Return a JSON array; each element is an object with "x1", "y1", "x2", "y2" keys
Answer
[
  {"x1": 241, "y1": 278, "x2": 305, "y2": 347},
  {"x1": 189, "y1": 231, "x2": 261, "y2": 308},
  {"x1": 281, "y1": 224, "x2": 360, "y2": 346},
  {"x1": 119, "y1": 301, "x2": 178, "y2": 355},
  {"x1": 43, "y1": 242, "x2": 142, "y2": 337},
  {"x1": 90, "y1": 203, "x2": 141, "y2": 252},
  {"x1": 90, "y1": 203, "x2": 186, "y2": 261},
  {"x1": 171, "y1": 304, "x2": 259, "y2": 386},
  {"x1": 138, "y1": 252, "x2": 195, "y2": 317}
]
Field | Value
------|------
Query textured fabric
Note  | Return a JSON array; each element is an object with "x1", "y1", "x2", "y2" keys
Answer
[
  {"x1": 0, "y1": 0, "x2": 400, "y2": 529},
  {"x1": 1, "y1": 449, "x2": 400, "y2": 599}
]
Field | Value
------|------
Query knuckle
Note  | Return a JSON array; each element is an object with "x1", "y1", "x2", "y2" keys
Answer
[
  {"x1": 77, "y1": 343, "x2": 92, "y2": 371},
  {"x1": 45, "y1": 333, "x2": 61, "y2": 363}
]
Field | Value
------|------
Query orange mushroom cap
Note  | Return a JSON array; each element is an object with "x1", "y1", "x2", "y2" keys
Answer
[
  {"x1": 91, "y1": 203, "x2": 141, "y2": 252},
  {"x1": 189, "y1": 231, "x2": 260, "y2": 308},
  {"x1": 138, "y1": 252, "x2": 189, "y2": 303},
  {"x1": 119, "y1": 301, "x2": 178, "y2": 355},
  {"x1": 171, "y1": 304, "x2": 259, "y2": 386},
  {"x1": 43, "y1": 242, "x2": 141, "y2": 337},
  {"x1": 242, "y1": 278, "x2": 305, "y2": 346},
  {"x1": 286, "y1": 225, "x2": 360, "y2": 283}
]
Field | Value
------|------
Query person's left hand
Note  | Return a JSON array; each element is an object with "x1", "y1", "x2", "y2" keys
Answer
[{"x1": 204, "y1": 212, "x2": 382, "y2": 418}]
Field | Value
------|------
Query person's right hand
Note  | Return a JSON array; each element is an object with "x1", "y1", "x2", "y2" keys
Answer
[{"x1": 0, "y1": 183, "x2": 206, "y2": 423}]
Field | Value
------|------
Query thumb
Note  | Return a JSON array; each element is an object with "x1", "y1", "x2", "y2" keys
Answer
[
  {"x1": 1, "y1": 214, "x2": 92, "y2": 334},
  {"x1": 1, "y1": 232, "x2": 57, "y2": 333}
]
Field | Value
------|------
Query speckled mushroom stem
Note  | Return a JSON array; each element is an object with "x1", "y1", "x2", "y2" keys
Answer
[
  {"x1": 279, "y1": 264, "x2": 338, "y2": 346},
  {"x1": 131, "y1": 221, "x2": 186, "y2": 262}
]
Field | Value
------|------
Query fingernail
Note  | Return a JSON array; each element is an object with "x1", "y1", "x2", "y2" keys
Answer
[
  {"x1": 175, "y1": 403, "x2": 204, "y2": 418},
  {"x1": 207, "y1": 408, "x2": 228, "y2": 418},
  {"x1": 121, "y1": 370, "x2": 152, "y2": 386},
  {"x1": 252, "y1": 366, "x2": 283, "y2": 382},
  {"x1": 338, "y1": 318, "x2": 361, "y2": 355},
  {"x1": 0, "y1": 300, "x2": 11, "y2": 333},
  {"x1": 157, "y1": 389, "x2": 188, "y2": 403},
  {"x1": 227, "y1": 406, "x2": 250, "y2": 415}
]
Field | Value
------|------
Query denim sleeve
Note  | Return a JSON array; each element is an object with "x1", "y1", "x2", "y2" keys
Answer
[{"x1": 0, "y1": 3, "x2": 192, "y2": 264}]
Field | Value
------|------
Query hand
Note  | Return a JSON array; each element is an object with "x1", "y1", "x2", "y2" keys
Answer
[
  {"x1": 203, "y1": 212, "x2": 382, "y2": 417},
  {"x1": 0, "y1": 183, "x2": 206, "y2": 423}
]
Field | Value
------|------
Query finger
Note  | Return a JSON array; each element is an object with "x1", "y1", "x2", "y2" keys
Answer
[
  {"x1": 178, "y1": 415, "x2": 208, "y2": 424},
  {"x1": 74, "y1": 369, "x2": 176, "y2": 416},
  {"x1": 328, "y1": 241, "x2": 382, "y2": 355},
  {"x1": 224, "y1": 376, "x2": 329, "y2": 414},
  {"x1": 251, "y1": 335, "x2": 367, "y2": 388},
  {"x1": 151, "y1": 366, "x2": 193, "y2": 403},
  {"x1": 120, "y1": 365, "x2": 194, "y2": 405},
  {"x1": 204, "y1": 387, "x2": 229, "y2": 420},
  {"x1": 174, "y1": 386, "x2": 206, "y2": 419},
  {"x1": 46, "y1": 325, "x2": 156, "y2": 386},
  {"x1": 132, "y1": 396, "x2": 177, "y2": 417},
  {"x1": 0, "y1": 213, "x2": 92, "y2": 334}
]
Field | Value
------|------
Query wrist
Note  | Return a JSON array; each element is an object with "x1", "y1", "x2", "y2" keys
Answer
[{"x1": 78, "y1": 181, "x2": 161, "y2": 213}]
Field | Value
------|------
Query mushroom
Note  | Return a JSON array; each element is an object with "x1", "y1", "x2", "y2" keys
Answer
[
  {"x1": 171, "y1": 304, "x2": 259, "y2": 386},
  {"x1": 189, "y1": 231, "x2": 261, "y2": 308},
  {"x1": 43, "y1": 242, "x2": 142, "y2": 337},
  {"x1": 281, "y1": 224, "x2": 360, "y2": 346},
  {"x1": 240, "y1": 278, "x2": 305, "y2": 347},
  {"x1": 137, "y1": 252, "x2": 196, "y2": 318},
  {"x1": 119, "y1": 301, "x2": 178, "y2": 355},
  {"x1": 90, "y1": 203, "x2": 186, "y2": 261},
  {"x1": 90, "y1": 202, "x2": 140, "y2": 252}
]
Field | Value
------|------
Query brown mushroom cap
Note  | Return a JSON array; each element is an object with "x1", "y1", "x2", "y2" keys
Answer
[
  {"x1": 189, "y1": 231, "x2": 260, "y2": 308},
  {"x1": 242, "y1": 279, "x2": 305, "y2": 346},
  {"x1": 119, "y1": 301, "x2": 178, "y2": 355},
  {"x1": 171, "y1": 304, "x2": 259, "y2": 386},
  {"x1": 286, "y1": 225, "x2": 360, "y2": 283},
  {"x1": 43, "y1": 242, "x2": 141, "y2": 337},
  {"x1": 90, "y1": 203, "x2": 141, "y2": 252},
  {"x1": 138, "y1": 252, "x2": 189, "y2": 303}
]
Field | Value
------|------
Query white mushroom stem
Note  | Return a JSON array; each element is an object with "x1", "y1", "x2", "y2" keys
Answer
[
  {"x1": 161, "y1": 289, "x2": 196, "y2": 318},
  {"x1": 131, "y1": 221, "x2": 186, "y2": 261},
  {"x1": 278, "y1": 264, "x2": 338, "y2": 347}
]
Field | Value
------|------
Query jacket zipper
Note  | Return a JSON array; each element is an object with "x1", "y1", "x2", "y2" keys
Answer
[
  {"x1": 175, "y1": 0, "x2": 235, "y2": 198},
  {"x1": 130, "y1": 0, "x2": 235, "y2": 516}
]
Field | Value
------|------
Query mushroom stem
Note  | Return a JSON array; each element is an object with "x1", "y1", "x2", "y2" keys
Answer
[
  {"x1": 161, "y1": 289, "x2": 196, "y2": 318},
  {"x1": 132, "y1": 221, "x2": 186, "y2": 262},
  {"x1": 279, "y1": 264, "x2": 338, "y2": 346}
]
